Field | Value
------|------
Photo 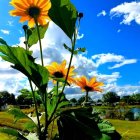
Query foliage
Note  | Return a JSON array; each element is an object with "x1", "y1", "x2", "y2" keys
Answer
[
  {"x1": 16, "y1": 89, "x2": 42, "y2": 106},
  {"x1": 0, "y1": 91, "x2": 16, "y2": 108},
  {"x1": 49, "y1": 0, "x2": 78, "y2": 39},
  {"x1": 0, "y1": 128, "x2": 28, "y2": 140},
  {"x1": 57, "y1": 107, "x2": 121, "y2": 140},
  {"x1": 121, "y1": 94, "x2": 140, "y2": 105},
  {"x1": 102, "y1": 92, "x2": 120, "y2": 105},
  {"x1": 70, "y1": 98, "x2": 77, "y2": 103},
  {"x1": 27, "y1": 24, "x2": 49, "y2": 47},
  {"x1": 77, "y1": 96, "x2": 93, "y2": 105}
]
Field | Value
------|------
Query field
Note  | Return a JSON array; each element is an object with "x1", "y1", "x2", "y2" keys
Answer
[
  {"x1": 108, "y1": 119, "x2": 140, "y2": 140},
  {"x1": 0, "y1": 110, "x2": 140, "y2": 140}
]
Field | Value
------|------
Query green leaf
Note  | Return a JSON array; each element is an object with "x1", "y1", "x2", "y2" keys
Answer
[
  {"x1": 100, "y1": 134, "x2": 111, "y2": 140},
  {"x1": 74, "y1": 47, "x2": 86, "y2": 54},
  {"x1": 8, "y1": 108, "x2": 37, "y2": 131},
  {"x1": 98, "y1": 120, "x2": 115, "y2": 133},
  {"x1": 57, "y1": 107, "x2": 102, "y2": 140},
  {"x1": 0, "y1": 45, "x2": 49, "y2": 93},
  {"x1": 47, "y1": 92, "x2": 69, "y2": 119},
  {"x1": 0, "y1": 38, "x2": 8, "y2": 46},
  {"x1": 49, "y1": 0, "x2": 78, "y2": 39},
  {"x1": 64, "y1": 44, "x2": 86, "y2": 55},
  {"x1": 23, "y1": 121, "x2": 37, "y2": 132},
  {"x1": 0, "y1": 128, "x2": 28, "y2": 140},
  {"x1": 28, "y1": 23, "x2": 49, "y2": 47}
]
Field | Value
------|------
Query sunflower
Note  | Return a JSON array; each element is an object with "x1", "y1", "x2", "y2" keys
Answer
[
  {"x1": 46, "y1": 60, "x2": 76, "y2": 84},
  {"x1": 9, "y1": 0, "x2": 51, "y2": 27},
  {"x1": 75, "y1": 76, "x2": 104, "y2": 92},
  {"x1": 75, "y1": 76, "x2": 104, "y2": 103}
]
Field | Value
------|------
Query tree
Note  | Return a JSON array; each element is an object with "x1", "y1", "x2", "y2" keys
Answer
[
  {"x1": 16, "y1": 89, "x2": 42, "y2": 106},
  {"x1": 102, "y1": 92, "x2": 120, "y2": 106},
  {"x1": 0, "y1": 91, "x2": 16, "y2": 107},
  {"x1": 131, "y1": 93, "x2": 140, "y2": 104},
  {"x1": 70, "y1": 98, "x2": 77, "y2": 104},
  {"x1": 121, "y1": 94, "x2": 140, "y2": 105},
  {"x1": 77, "y1": 96, "x2": 93, "y2": 105}
]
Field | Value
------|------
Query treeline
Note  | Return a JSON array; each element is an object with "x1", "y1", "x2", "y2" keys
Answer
[
  {"x1": 70, "y1": 92, "x2": 140, "y2": 106},
  {"x1": 0, "y1": 89, "x2": 42, "y2": 108},
  {"x1": 1, "y1": 90, "x2": 140, "y2": 108}
]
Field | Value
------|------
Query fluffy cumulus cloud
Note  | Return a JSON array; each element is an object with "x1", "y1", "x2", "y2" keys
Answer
[
  {"x1": 110, "y1": 1, "x2": 140, "y2": 25},
  {"x1": 0, "y1": 21, "x2": 139, "y2": 99},
  {"x1": 92, "y1": 53, "x2": 137, "y2": 69}
]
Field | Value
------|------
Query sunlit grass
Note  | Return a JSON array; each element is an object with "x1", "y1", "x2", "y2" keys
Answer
[
  {"x1": 0, "y1": 133, "x2": 16, "y2": 140},
  {"x1": 1, "y1": 108, "x2": 140, "y2": 139},
  {"x1": 108, "y1": 119, "x2": 140, "y2": 140}
]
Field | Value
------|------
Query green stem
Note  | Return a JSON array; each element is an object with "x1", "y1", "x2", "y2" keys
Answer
[
  {"x1": 34, "y1": 18, "x2": 44, "y2": 66},
  {"x1": 29, "y1": 80, "x2": 42, "y2": 138},
  {"x1": 48, "y1": 28, "x2": 77, "y2": 123},
  {"x1": 43, "y1": 90, "x2": 48, "y2": 138},
  {"x1": 85, "y1": 91, "x2": 89, "y2": 102},
  {"x1": 34, "y1": 18, "x2": 48, "y2": 138},
  {"x1": 23, "y1": 26, "x2": 42, "y2": 139},
  {"x1": 57, "y1": 81, "x2": 59, "y2": 95},
  {"x1": 61, "y1": 30, "x2": 76, "y2": 93}
]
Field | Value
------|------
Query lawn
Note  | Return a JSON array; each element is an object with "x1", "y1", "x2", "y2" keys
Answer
[
  {"x1": 0, "y1": 110, "x2": 140, "y2": 140},
  {"x1": 108, "y1": 119, "x2": 140, "y2": 140}
]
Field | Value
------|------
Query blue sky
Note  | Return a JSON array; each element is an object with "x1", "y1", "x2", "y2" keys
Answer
[{"x1": 0, "y1": 0, "x2": 140, "y2": 99}]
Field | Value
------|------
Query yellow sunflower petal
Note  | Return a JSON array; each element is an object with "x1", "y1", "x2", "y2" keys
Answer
[
  {"x1": 21, "y1": 0, "x2": 30, "y2": 6},
  {"x1": 94, "y1": 87, "x2": 103, "y2": 92},
  {"x1": 34, "y1": 0, "x2": 39, "y2": 5},
  {"x1": 28, "y1": 18, "x2": 35, "y2": 27},
  {"x1": 9, "y1": 10, "x2": 26, "y2": 16},
  {"x1": 81, "y1": 76, "x2": 88, "y2": 85},
  {"x1": 46, "y1": 66, "x2": 56, "y2": 74},
  {"x1": 37, "y1": 0, "x2": 48, "y2": 8},
  {"x1": 61, "y1": 60, "x2": 66, "y2": 69},
  {"x1": 11, "y1": 2, "x2": 27, "y2": 10},
  {"x1": 19, "y1": 15, "x2": 30, "y2": 22},
  {"x1": 93, "y1": 82, "x2": 104, "y2": 87},
  {"x1": 38, "y1": 17, "x2": 47, "y2": 25},
  {"x1": 41, "y1": 2, "x2": 51, "y2": 10},
  {"x1": 89, "y1": 77, "x2": 96, "y2": 86}
]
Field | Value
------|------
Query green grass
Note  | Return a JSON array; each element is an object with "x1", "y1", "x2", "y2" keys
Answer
[
  {"x1": 0, "y1": 133, "x2": 16, "y2": 140},
  {"x1": 1, "y1": 107, "x2": 140, "y2": 140},
  {"x1": 108, "y1": 119, "x2": 140, "y2": 140}
]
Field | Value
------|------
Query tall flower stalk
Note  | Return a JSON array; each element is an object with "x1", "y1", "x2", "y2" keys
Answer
[{"x1": 23, "y1": 25, "x2": 42, "y2": 138}]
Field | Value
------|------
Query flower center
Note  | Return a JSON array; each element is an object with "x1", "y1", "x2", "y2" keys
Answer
[
  {"x1": 53, "y1": 72, "x2": 64, "y2": 78},
  {"x1": 84, "y1": 86, "x2": 93, "y2": 92},
  {"x1": 27, "y1": 6, "x2": 40, "y2": 18}
]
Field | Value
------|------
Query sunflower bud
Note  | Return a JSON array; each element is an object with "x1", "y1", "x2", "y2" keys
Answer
[
  {"x1": 78, "y1": 12, "x2": 83, "y2": 19},
  {"x1": 22, "y1": 25, "x2": 28, "y2": 31}
]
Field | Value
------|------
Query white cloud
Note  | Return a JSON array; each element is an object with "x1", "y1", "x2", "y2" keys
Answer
[
  {"x1": 77, "y1": 33, "x2": 84, "y2": 40},
  {"x1": 109, "y1": 59, "x2": 137, "y2": 69},
  {"x1": 7, "y1": 20, "x2": 14, "y2": 26},
  {"x1": 92, "y1": 53, "x2": 137, "y2": 69},
  {"x1": 117, "y1": 29, "x2": 121, "y2": 33},
  {"x1": 97, "y1": 10, "x2": 107, "y2": 17},
  {"x1": 110, "y1": 1, "x2": 140, "y2": 25},
  {"x1": 0, "y1": 21, "x2": 139, "y2": 100},
  {"x1": 0, "y1": 29, "x2": 10, "y2": 35}
]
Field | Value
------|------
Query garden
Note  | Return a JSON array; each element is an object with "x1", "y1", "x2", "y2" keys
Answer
[{"x1": 0, "y1": 0, "x2": 140, "y2": 140}]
